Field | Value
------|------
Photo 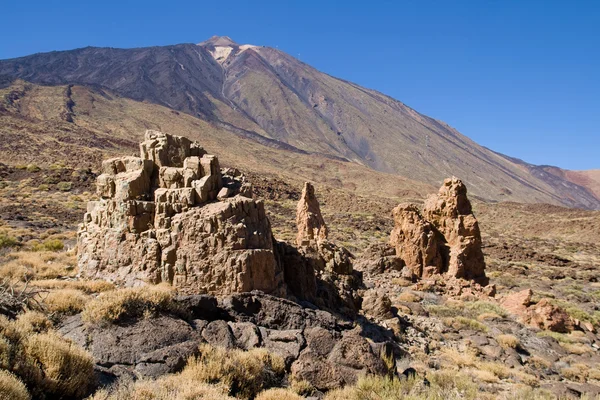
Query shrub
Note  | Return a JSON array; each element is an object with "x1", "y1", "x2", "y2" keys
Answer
[
  {"x1": 56, "y1": 181, "x2": 72, "y2": 192},
  {"x1": 0, "y1": 316, "x2": 94, "y2": 399},
  {"x1": 23, "y1": 333, "x2": 95, "y2": 397},
  {"x1": 443, "y1": 316, "x2": 488, "y2": 332},
  {"x1": 82, "y1": 284, "x2": 178, "y2": 323},
  {"x1": 324, "y1": 372, "x2": 479, "y2": 400},
  {"x1": 35, "y1": 238, "x2": 64, "y2": 252},
  {"x1": 31, "y1": 278, "x2": 114, "y2": 294},
  {"x1": 13, "y1": 311, "x2": 52, "y2": 334},
  {"x1": 497, "y1": 334, "x2": 520, "y2": 349},
  {"x1": 89, "y1": 345, "x2": 285, "y2": 400},
  {"x1": 25, "y1": 164, "x2": 40, "y2": 173},
  {"x1": 397, "y1": 291, "x2": 421, "y2": 303},
  {"x1": 179, "y1": 344, "x2": 286, "y2": 398},
  {"x1": 44, "y1": 289, "x2": 89, "y2": 314},
  {"x1": 0, "y1": 369, "x2": 30, "y2": 400},
  {"x1": 256, "y1": 388, "x2": 303, "y2": 400},
  {"x1": 0, "y1": 232, "x2": 19, "y2": 249}
]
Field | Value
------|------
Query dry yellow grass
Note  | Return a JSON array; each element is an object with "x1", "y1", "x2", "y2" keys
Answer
[
  {"x1": 13, "y1": 311, "x2": 52, "y2": 334},
  {"x1": 0, "y1": 251, "x2": 76, "y2": 282},
  {"x1": 179, "y1": 344, "x2": 285, "y2": 398},
  {"x1": 561, "y1": 342, "x2": 592, "y2": 355},
  {"x1": 255, "y1": 388, "x2": 303, "y2": 400},
  {"x1": 23, "y1": 333, "x2": 95, "y2": 397},
  {"x1": 31, "y1": 279, "x2": 114, "y2": 293},
  {"x1": 0, "y1": 369, "x2": 30, "y2": 400},
  {"x1": 43, "y1": 289, "x2": 89, "y2": 314},
  {"x1": 82, "y1": 284, "x2": 177, "y2": 323},
  {"x1": 0, "y1": 315, "x2": 95, "y2": 399},
  {"x1": 89, "y1": 344, "x2": 286, "y2": 400},
  {"x1": 397, "y1": 291, "x2": 421, "y2": 303},
  {"x1": 497, "y1": 334, "x2": 520, "y2": 349},
  {"x1": 439, "y1": 348, "x2": 477, "y2": 368}
]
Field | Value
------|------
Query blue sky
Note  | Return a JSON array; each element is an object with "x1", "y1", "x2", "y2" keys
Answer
[{"x1": 2, "y1": 0, "x2": 598, "y2": 170}]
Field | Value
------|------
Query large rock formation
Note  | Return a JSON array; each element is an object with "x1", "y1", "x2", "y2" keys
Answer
[
  {"x1": 390, "y1": 177, "x2": 487, "y2": 284},
  {"x1": 389, "y1": 203, "x2": 446, "y2": 278},
  {"x1": 78, "y1": 130, "x2": 283, "y2": 295},
  {"x1": 423, "y1": 177, "x2": 486, "y2": 282},
  {"x1": 296, "y1": 182, "x2": 328, "y2": 247},
  {"x1": 279, "y1": 182, "x2": 361, "y2": 314}
]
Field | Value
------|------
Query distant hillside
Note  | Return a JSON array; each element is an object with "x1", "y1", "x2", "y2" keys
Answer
[{"x1": 0, "y1": 36, "x2": 598, "y2": 209}]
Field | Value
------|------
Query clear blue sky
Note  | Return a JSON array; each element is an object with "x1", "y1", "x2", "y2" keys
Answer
[{"x1": 2, "y1": 0, "x2": 598, "y2": 170}]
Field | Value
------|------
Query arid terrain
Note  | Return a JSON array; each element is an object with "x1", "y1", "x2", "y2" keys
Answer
[{"x1": 0, "y1": 39, "x2": 599, "y2": 400}]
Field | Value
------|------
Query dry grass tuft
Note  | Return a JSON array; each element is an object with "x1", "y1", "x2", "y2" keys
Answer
[
  {"x1": 89, "y1": 344, "x2": 286, "y2": 400},
  {"x1": 23, "y1": 333, "x2": 95, "y2": 397},
  {"x1": 497, "y1": 334, "x2": 520, "y2": 349},
  {"x1": 0, "y1": 369, "x2": 30, "y2": 400},
  {"x1": 31, "y1": 279, "x2": 114, "y2": 293},
  {"x1": 13, "y1": 311, "x2": 52, "y2": 334},
  {"x1": 397, "y1": 291, "x2": 422, "y2": 303},
  {"x1": 43, "y1": 289, "x2": 89, "y2": 314},
  {"x1": 256, "y1": 388, "x2": 303, "y2": 400},
  {"x1": 0, "y1": 316, "x2": 95, "y2": 399},
  {"x1": 82, "y1": 284, "x2": 177, "y2": 323}
]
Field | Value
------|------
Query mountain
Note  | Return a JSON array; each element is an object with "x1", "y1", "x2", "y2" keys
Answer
[{"x1": 1, "y1": 36, "x2": 598, "y2": 209}]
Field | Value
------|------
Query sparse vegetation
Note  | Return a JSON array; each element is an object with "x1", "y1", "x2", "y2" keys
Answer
[{"x1": 82, "y1": 284, "x2": 179, "y2": 323}]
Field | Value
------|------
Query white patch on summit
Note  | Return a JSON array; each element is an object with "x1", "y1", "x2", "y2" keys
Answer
[
  {"x1": 210, "y1": 46, "x2": 233, "y2": 64},
  {"x1": 208, "y1": 43, "x2": 257, "y2": 64}
]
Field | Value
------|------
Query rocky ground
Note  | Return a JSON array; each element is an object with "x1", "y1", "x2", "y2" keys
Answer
[{"x1": 0, "y1": 143, "x2": 599, "y2": 399}]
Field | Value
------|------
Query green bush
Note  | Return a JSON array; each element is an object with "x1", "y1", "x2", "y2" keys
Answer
[
  {"x1": 56, "y1": 182, "x2": 73, "y2": 192},
  {"x1": 25, "y1": 164, "x2": 40, "y2": 173},
  {"x1": 32, "y1": 239, "x2": 64, "y2": 252},
  {"x1": 0, "y1": 232, "x2": 19, "y2": 249}
]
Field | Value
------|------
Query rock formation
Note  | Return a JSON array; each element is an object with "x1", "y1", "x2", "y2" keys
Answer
[
  {"x1": 279, "y1": 182, "x2": 361, "y2": 314},
  {"x1": 389, "y1": 204, "x2": 446, "y2": 278},
  {"x1": 423, "y1": 177, "x2": 486, "y2": 282},
  {"x1": 389, "y1": 177, "x2": 487, "y2": 284},
  {"x1": 296, "y1": 182, "x2": 328, "y2": 247},
  {"x1": 78, "y1": 130, "x2": 284, "y2": 295}
]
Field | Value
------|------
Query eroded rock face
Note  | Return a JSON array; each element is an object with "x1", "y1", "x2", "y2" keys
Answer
[
  {"x1": 60, "y1": 292, "x2": 398, "y2": 386},
  {"x1": 389, "y1": 178, "x2": 487, "y2": 284},
  {"x1": 78, "y1": 130, "x2": 283, "y2": 295},
  {"x1": 390, "y1": 204, "x2": 445, "y2": 279},
  {"x1": 281, "y1": 182, "x2": 361, "y2": 314},
  {"x1": 296, "y1": 182, "x2": 328, "y2": 247},
  {"x1": 423, "y1": 177, "x2": 486, "y2": 282}
]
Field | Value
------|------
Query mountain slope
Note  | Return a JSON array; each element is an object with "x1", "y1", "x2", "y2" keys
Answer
[{"x1": 1, "y1": 36, "x2": 598, "y2": 209}]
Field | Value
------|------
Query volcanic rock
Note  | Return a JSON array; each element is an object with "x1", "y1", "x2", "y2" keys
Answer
[
  {"x1": 423, "y1": 177, "x2": 486, "y2": 283},
  {"x1": 78, "y1": 130, "x2": 283, "y2": 295},
  {"x1": 389, "y1": 178, "x2": 487, "y2": 284},
  {"x1": 390, "y1": 203, "x2": 445, "y2": 279},
  {"x1": 296, "y1": 182, "x2": 328, "y2": 247}
]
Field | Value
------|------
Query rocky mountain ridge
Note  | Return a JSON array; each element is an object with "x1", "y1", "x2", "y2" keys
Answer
[{"x1": 1, "y1": 37, "x2": 598, "y2": 209}]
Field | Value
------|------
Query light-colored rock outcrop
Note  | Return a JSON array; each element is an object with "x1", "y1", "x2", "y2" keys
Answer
[
  {"x1": 390, "y1": 203, "x2": 445, "y2": 278},
  {"x1": 389, "y1": 177, "x2": 487, "y2": 284},
  {"x1": 423, "y1": 177, "x2": 486, "y2": 282},
  {"x1": 296, "y1": 182, "x2": 328, "y2": 247},
  {"x1": 78, "y1": 130, "x2": 283, "y2": 295}
]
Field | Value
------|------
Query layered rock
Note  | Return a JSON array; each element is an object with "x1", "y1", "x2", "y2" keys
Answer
[
  {"x1": 390, "y1": 177, "x2": 487, "y2": 284},
  {"x1": 390, "y1": 204, "x2": 446, "y2": 278},
  {"x1": 296, "y1": 182, "x2": 328, "y2": 247},
  {"x1": 78, "y1": 130, "x2": 283, "y2": 295},
  {"x1": 281, "y1": 182, "x2": 361, "y2": 314},
  {"x1": 423, "y1": 177, "x2": 486, "y2": 282}
]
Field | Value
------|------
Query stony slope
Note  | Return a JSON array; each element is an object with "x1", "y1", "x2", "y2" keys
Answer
[{"x1": 1, "y1": 37, "x2": 598, "y2": 209}]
